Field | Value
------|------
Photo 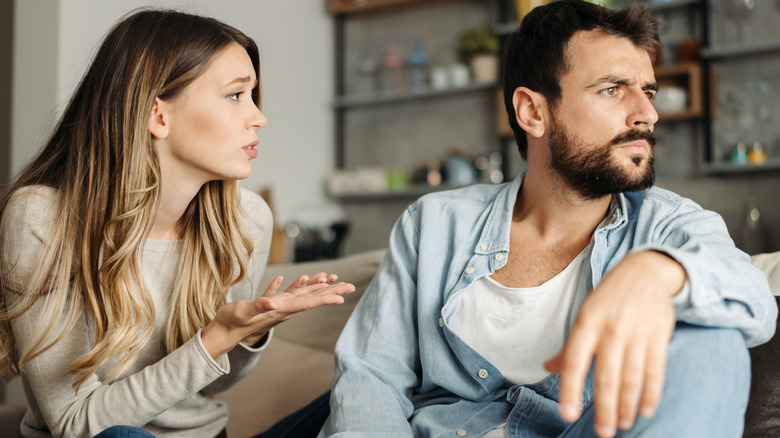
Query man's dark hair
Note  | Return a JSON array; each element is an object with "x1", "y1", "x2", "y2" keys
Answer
[{"x1": 502, "y1": 0, "x2": 661, "y2": 159}]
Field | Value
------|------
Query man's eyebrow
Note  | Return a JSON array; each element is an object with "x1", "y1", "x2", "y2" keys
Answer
[{"x1": 589, "y1": 75, "x2": 658, "y2": 91}]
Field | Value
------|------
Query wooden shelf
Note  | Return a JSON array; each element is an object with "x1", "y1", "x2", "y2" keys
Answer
[
  {"x1": 334, "y1": 81, "x2": 500, "y2": 109},
  {"x1": 493, "y1": 0, "x2": 700, "y2": 35},
  {"x1": 643, "y1": 0, "x2": 700, "y2": 12},
  {"x1": 702, "y1": 40, "x2": 780, "y2": 61},
  {"x1": 702, "y1": 159, "x2": 780, "y2": 176},
  {"x1": 329, "y1": 0, "x2": 454, "y2": 15},
  {"x1": 654, "y1": 62, "x2": 702, "y2": 121},
  {"x1": 329, "y1": 183, "x2": 471, "y2": 202}
]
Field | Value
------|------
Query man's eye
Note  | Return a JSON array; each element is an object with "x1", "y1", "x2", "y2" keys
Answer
[
  {"x1": 645, "y1": 91, "x2": 656, "y2": 101},
  {"x1": 601, "y1": 87, "x2": 618, "y2": 96}
]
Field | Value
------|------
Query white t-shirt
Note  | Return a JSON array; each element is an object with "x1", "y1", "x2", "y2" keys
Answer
[
  {"x1": 451, "y1": 247, "x2": 589, "y2": 385},
  {"x1": 450, "y1": 247, "x2": 589, "y2": 437}
]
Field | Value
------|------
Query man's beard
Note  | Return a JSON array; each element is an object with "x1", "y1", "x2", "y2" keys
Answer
[{"x1": 548, "y1": 120, "x2": 656, "y2": 200}]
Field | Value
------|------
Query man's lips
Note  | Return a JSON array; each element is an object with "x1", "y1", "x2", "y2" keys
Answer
[{"x1": 620, "y1": 142, "x2": 648, "y2": 155}]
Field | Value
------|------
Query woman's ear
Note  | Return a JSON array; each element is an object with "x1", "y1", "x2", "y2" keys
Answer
[
  {"x1": 512, "y1": 87, "x2": 548, "y2": 140},
  {"x1": 148, "y1": 97, "x2": 169, "y2": 139}
]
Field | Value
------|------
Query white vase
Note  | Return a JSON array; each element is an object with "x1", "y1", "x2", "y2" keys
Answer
[{"x1": 470, "y1": 54, "x2": 499, "y2": 84}]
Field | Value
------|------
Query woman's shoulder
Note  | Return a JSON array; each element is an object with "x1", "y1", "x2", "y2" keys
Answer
[
  {"x1": 1, "y1": 186, "x2": 60, "y2": 285},
  {"x1": 2, "y1": 185, "x2": 59, "y2": 235}
]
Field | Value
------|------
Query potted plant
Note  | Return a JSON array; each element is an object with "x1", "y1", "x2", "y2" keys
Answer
[{"x1": 456, "y1": 25, "x2": 500, "y2": 84}]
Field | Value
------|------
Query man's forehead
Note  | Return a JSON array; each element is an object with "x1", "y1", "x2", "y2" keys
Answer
[{"x1": 564, "y1": 31, "x2": 655, "y2": 81}]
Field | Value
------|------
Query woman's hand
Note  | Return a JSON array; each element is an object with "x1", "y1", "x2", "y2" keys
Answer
[{"x1": 201, "y1": 273, "x2": 355, "y2": 359}]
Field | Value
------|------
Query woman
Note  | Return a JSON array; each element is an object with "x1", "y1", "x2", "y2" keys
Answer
[{"x1": 0, "y1": 9, "x2": 352, "y2": 438}]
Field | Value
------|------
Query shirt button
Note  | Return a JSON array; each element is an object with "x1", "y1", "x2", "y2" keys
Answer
[
  {"x1": 438, "y1": 318, "x2": 444, "y2": 327},
  {"x1": 478, "y1": 369, "x2": 488, "y2": 379},
  {"x1": 495, "y1": 253, "x2": 505, "y2": 261},
  {"x1": 465, "y1": 267, "x2": 475, "y2": 274},
  {"x1": 480, "y1": 244, "x2": 488, "y2": 251},
  {"x1": 457, "y1": 430, "x2": 467, "y2": 437}
]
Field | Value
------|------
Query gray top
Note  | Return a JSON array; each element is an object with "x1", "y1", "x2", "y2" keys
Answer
[{"x1": 1, "y1": 185, "x2": 273, "y2": 438}]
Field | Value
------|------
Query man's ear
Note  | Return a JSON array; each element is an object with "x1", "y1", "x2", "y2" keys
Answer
[
  {"x1": 148, "y1": 97, "x2": 169, "y2": 139},
  {"x1": 512, "y1": 87, "x2": 548, "y2": 140}
]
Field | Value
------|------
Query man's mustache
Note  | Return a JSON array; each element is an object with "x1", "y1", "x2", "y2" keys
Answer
[{"x1": 610, "y1": 129, "x2": 656, "y2": 147}]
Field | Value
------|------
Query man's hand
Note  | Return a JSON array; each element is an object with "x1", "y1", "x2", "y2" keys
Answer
[
  {"x1": 202, "y1": 273, "x2": 355, "y2": 358},
  {"x1": 544, "y1": 251, "x2": 685, "y2": 438}
]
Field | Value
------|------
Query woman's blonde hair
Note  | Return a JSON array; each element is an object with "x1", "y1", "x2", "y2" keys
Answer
[{"x1": 0, "y1": 9, "x2": 259, "y2": 389}]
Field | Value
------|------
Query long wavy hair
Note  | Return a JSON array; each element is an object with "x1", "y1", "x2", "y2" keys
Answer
[{"x1": 0, "y1": 9, "x2": 259, "y2": 389}]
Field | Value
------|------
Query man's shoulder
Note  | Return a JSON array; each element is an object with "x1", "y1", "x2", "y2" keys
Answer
[
  {"x1": 621, "y1": 186, "x2": 711, "y2": 226},
  {"x1": 624, "y1": 186, "x2": 701, "y2": 212},
  {"x1": 412, "y1": 182, "x2": 508, "y2": 211}
]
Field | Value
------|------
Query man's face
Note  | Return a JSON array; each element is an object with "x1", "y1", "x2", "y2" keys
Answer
[{"x1": 547, "y1": 30, "x2": 659, "y2": 199}]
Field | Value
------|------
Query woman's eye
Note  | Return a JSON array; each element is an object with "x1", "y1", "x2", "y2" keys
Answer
[
  {"x1": 228, "y1": 92, "x2": 243, "y2": 101},
  {"x1": 601, "y1": 87, "x2": 618, "y2": 96}
]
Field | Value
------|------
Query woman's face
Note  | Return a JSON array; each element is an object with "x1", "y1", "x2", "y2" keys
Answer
[{"x1": 153, "y1": 42, "x2": 266, "y2": 187}]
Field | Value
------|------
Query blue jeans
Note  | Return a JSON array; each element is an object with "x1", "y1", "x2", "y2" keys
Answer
[
  {"x1": 254, "y1": 391, "x2": 331, "y2": 438},
  {"x1": 93, "y1": 426, "x2": 155, "y2": 438},
  {"x1": 559, "y1": 323, "x2": 750, "y2": 437},
  {"x1": 91, "y1": 393, "x2": 330, "y2": 438}
]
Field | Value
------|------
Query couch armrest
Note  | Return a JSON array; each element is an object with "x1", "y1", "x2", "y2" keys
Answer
[{"x1": 261, "y1": 249, "x2": 385, "y2": 352}]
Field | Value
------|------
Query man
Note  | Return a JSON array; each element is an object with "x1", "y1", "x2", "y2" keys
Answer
[{"x1": 321, "y1": 1, "x2": 777, "y2": 437}]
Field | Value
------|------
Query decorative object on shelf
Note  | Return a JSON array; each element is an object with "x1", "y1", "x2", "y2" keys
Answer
[
  {"x1": 446, "y1": 150, "x2": 478, "y2": 185},
  {"x1": 408, "y1": 40, "x2": 430, "y2": 91},
  {"x1": 327, "y1": 168, "x2": 390, "y2": 196},
  {"x1": 450, "y1": 63, "x2": 471, "y2": 87},
  {"x1": 724, "y1": 0, "x2": 755, "y2": 44},
  {"x1": 748, "y1": 141, "x2": 767, "y2": 164},
  {"x1": 430, "y1": 66, "x2": 450, "y2": 90},
  {"x1": 731, "y1": 142, "x2": 749, "y2": 165},
  {"x1": 677, "y1": 38, "x2": 700, "y2": 63},
  {"x1": 457, "y1": 25, "x2": 500, "y2": 84},
  {"x1": 653, "y1": 85, "x2": 687, "y2": 113},
  {"x1": 358, "y1": 47, "x2": 380, "y2": 96},
  {"x1": 382, "y1": 43, "x2": 404, "y2": 92}
]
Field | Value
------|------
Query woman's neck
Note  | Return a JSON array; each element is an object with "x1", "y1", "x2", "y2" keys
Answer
[{"x1": 148, "y1": 180, "x2": 202, "y2": 241}]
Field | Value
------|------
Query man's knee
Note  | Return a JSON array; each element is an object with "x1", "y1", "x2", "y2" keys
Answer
[{"x1": 667, "y1": 323, "x2": 750, "y2": 389}]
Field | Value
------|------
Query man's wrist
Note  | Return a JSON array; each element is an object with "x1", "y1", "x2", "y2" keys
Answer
[{"x1": 644, "y1": 250, "x2": 686, "y2": 297}]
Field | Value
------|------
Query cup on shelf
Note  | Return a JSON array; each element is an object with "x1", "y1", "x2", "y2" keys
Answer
[
  {"x1": 653, "y1": 86, "x2": 687, "y2": 113},
  {"x1": 450, "y1": 63, "x2": 470, "y2": 88}
]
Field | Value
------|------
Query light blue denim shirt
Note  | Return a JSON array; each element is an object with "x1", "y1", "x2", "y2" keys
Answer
[{"x1": 321, "y1": 176, "x2": 776, "y2": 437}]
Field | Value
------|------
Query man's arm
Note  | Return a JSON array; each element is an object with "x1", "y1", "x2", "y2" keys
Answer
[
  {"x1": 548, "y1": 194, "x2": 777, "y2": 438},
  {"x1": 320, "y1": 209, "x2": 422, "y2": 437}
]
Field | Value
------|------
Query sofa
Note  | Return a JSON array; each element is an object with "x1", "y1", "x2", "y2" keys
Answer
[
  {"x1": 213, "y1": 248, "x2": 386, "y2": 437},
  {"x1": 1, "y1": 248, "x2": 779, "y2": 437}
]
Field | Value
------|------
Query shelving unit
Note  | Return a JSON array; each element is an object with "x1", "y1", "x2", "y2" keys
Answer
[
  {"x1": 699, "y1": 0, "x2": 780, "y2": 174},
  {"x1": 330, "y1": 0, "x2": 502, "y2": 185},
  {"x1": 329, "y1": 0, "x2": 503, "y2": 254},
  {"x1": 654, "y1": 62, "x2": 702, "y2": 122},
  {"x1": 334, "y1": 80, "x2": 499, "y2": 109}
]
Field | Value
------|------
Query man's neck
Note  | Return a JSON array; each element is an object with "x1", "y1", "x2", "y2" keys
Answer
[{"x1": 515, "y1": 164, "x2": 612, "y2": 241}]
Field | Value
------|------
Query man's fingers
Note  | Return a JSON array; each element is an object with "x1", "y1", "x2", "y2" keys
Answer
[
  {"x1": 593, "y1": 336, "x2": 625, "y2": 438},
  {"x1": 639, "y1": 339, "x2": 668, "y2": 418},
  {"x1": 617, "y1": 343, "x2": 646, "y2": 431},
  {"x1": 558, "y1": 321, "x2": 600, "y2": 423}
]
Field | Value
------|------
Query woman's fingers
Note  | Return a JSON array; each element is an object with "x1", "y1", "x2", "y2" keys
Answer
[
  {"x1": 262, "y1": 276, "x2": 284, "y2": 298},
  {"x1": 261, "y1": 282, "x2": 355, "y2": 313}
]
